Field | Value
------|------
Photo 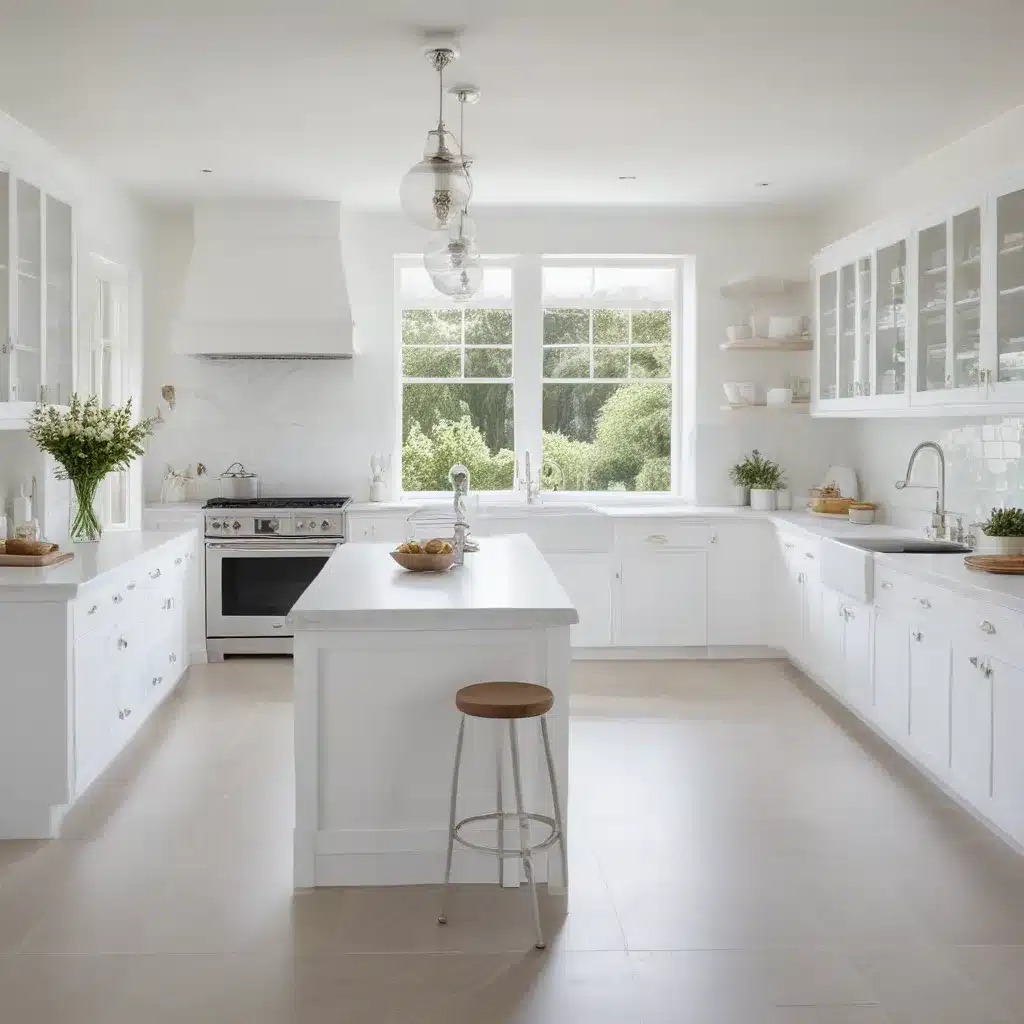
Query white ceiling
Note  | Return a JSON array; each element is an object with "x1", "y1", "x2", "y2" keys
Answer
[{"x1": 0, "y1": 0, "x2": 1022, "y2": 211}]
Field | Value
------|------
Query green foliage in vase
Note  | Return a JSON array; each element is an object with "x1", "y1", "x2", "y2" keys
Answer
[
  {"x1": 28, "y1": 394, "x2": 154, "y2": 480},
  {"x1": 981, "y1": 507, "x2": 1024, "y2": 537}
]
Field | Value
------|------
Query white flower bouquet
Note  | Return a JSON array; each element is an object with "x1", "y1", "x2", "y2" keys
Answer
[{"x1": 29, "y1": 394, "x2": 154, "y2": 541}]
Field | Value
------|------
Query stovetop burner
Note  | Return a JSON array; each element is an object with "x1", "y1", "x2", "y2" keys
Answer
[{"x1": 203, "y1": 496, "x2": 352, "y2": 510}]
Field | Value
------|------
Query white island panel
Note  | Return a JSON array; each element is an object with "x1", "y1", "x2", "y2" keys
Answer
[{"x1": 292, "y1": 535, "x2": 576, "y2": 890}]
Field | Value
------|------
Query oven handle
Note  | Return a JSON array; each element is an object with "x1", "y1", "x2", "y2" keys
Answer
[{"x1": 206, "y1": 542, "x2": 341, "y2": 554}]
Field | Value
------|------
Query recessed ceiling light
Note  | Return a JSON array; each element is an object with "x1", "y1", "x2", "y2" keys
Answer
[
  {"x1": 200, "y1": 168, "x2": 213, "y2": 174},
  {"x1": 755, "y1": 181, "x2": 771, "y2": 188},
  {"x1": 617, "y1": 175, "x2": 637, "y2": 181}
]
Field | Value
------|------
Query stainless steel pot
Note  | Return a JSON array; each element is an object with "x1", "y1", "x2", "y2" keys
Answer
[{"x1": 218, "y1": 462, "x2": 261, "y2": 499}]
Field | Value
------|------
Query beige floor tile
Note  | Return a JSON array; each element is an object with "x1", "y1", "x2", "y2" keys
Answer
[
  {"x1": 0, "y1": 953, "x2": 133, "y2": 1024},
  {"x1": 950, "y1": 945, "x2": 1024, "y2": 1017}
]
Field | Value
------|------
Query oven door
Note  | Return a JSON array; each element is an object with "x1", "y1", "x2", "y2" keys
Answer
[{"x1": 205, "y1": 539, "x2": 339, "y2": 638}]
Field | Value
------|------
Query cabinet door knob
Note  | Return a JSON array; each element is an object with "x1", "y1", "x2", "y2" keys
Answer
[
  {"x1": 784, "y1": 542, "x2": 795, "y2": 549},
  {"x1": 970, "y1": 656, "x2": 979, "y2": 667},
  {"x1": 174, "y1": 557, "x2": 183, "y2": 565},
  {"x1": 169, "y1": 653, "x2": 177, "y2": 664},
  {"x1": 880, "y1": 581, "x2": 893, "y2": 590},
  {"x1": 912, "y1": 630, "x2": 923, "y2": 642},
  {"x1": 980, "y1": 620, "x2": 996, "y2": 634},
  {"x1": 112, "y1": 594, "x2": 123, "y2": 604},
  {"x1": 804, "y1": 552, "x2": 815, "y2": 560},
  {"x1": 87, "y1": 604, "x2": 98, "y2": 615},
  {"x1": 149, "y1": 568, "x2": 162, "y2": 579},
  {"x1": 117, "y1": 637, "x2": 128, "y2": 650},
  {"x1": 917, "y1": 597, "x2": 931, "y2": 609},
  {"x1": 126, "y1": 582, "x2": 136, "y2": 591},
  {"x1": 797, "y1": 572, "x2": 805, "y2": 583}
]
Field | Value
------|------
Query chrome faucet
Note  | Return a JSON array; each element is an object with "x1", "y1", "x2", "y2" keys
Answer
[
  {"x1": 895, "y1": 441, "x2": 948, "y2": 539},
  {"x1": 448, "y1": 463, "x2": 470, "y2": 566},
  {"x1": 518, "y1": 450, "x2": 540, "y2": 504}
]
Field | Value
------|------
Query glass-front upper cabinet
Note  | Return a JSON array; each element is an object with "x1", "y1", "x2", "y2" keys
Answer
[
  {"x1": 875, "y1": 240, "x2": 907, "y2": 397},
  {"x1": 838, "y1": 263, "x2": 856, "y2": 398},
  {"x1": 0, "y1": 171, "x2": 9, "y2": 401},
  {"x1": 45, "y1": 196, "x2": 73, "y2": 404},
  {"x1": 13, "y1": 180, "x2": 42, "y2": 403},
  {"x1": 951, "y1": 207, "x2": 982, "y2": 389},
  {"x1": 916, "y1": 220, "x2": 948, "y2": 394},
  {"x1": 856, "y1": 256, "x2": 872, "y2": 396},
  {"x1": 818, "y1": 270, "x2": 837, "y2": 400},
  {"x1": 996, "y1": 186, "x2": 1024, "y2": 385}
]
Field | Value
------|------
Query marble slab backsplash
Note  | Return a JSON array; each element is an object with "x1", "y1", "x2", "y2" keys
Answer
[{"x1": 857, "y1": 417, "x2": 1024, "y2": 531}]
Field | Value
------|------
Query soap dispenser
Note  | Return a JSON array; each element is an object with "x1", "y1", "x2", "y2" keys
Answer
[{"x1": 12, "y1": 483, "x2": 32, "y2": 529}]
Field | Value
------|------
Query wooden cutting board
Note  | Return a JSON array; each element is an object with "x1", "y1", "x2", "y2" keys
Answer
[
  {"x1": 964, "y1": 555, "x2": 1024, "y2": 575},
  {"x1": 0, "y1": 550, "x2": 74, "y2": 567}
]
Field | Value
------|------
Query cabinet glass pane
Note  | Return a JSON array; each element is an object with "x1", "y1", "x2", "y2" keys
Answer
[
  {"x1": 857, "y1": 256, "x2": 872, "y2": 395},
  {"x1": 997, "y1": 188, "x2": 1024, "y2": 382},
  {"x1": 0, "y1": 172, "x2": 9, "y2": 400},
  {"x1": 875, "y1": 240, "x2": 907, "y2": 395},
  {"x1": 838, "y1": 263, "x2": 856, "y2": 397},
  {"x1": 951, "y1": 207, "x2": 982, "y2": 389},
  {"x1": 819, "y1": 271, "x2": 837, "y2": 399},
  {"x1": 45, "y1": 196, "x2": 73, "y2": 405},
  {"x1": 14, "y1": 180, "x2": 41, "y2": 402},
  {"x1": 917, "y1": 222, "x2": 948, "y2": 393}
]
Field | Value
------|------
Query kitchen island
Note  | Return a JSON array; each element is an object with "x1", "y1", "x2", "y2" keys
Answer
[{"x1": 288, "y1": 534, "x2": 578, "y2": 889}]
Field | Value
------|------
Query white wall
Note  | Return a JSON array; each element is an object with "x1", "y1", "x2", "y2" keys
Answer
[
  {"x1": 0, "y1": 109, "x2": 145, "y2": 533},
  {"x1": 143, "y1": 205, "x2": 855, "y2": 503}
]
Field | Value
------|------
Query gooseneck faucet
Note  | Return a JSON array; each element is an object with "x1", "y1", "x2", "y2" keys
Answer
[
  {"x1": 448, "y1": 463, "x2": 470, "y2": 566},
  {"x1": 895, "y1": 441, "x2": 947, "y2": 539}
]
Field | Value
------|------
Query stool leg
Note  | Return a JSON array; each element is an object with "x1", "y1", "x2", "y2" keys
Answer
[
  {"x1": 540, "y1": 715, "x2": 569, "y2": 895},
  {"x1": 496, "y1": 725, "x2": 505, "y2": 887},
  {"x1": 509, "y1": 719, "x2": 545, "y2": 950},
  {"x1": 438, "y1": 714, "x2": 466, "y2": 926}
]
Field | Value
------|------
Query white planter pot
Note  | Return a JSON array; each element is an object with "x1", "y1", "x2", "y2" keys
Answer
[
  {"x1": 976, "y1": 534, "x2": 1024, "y2": 556},
  {"x1": 750, "y1": 488, "x2": 777, "y2": 511},
  {"x1": 729, "y1": 484, "x2": 749, "y2": 507},
  {"x1": 775, "y1": 487, "x2": 792, "y2": 511}
]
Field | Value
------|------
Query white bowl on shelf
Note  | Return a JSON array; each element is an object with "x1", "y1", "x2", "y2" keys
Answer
[
  {"x1": 722, "y1": 381, "x2": 756, "y2": 406},
  {"x1": 768, "y1": 315, "x2": 805, "y2": 338},
  {"x1": 766, "y1": 387, "x2": 793, "y2": 407},
  {"x1": 726, "y1": 324, "x2": 753, "y2": 342}
]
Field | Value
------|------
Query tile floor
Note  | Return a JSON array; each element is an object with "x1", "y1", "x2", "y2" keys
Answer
[{"x1": 1, "y1": 658, "x2": 1024, "y2": 1021}]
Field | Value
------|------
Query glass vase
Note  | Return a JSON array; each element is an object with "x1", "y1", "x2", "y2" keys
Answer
[{"x1": 69, "y1": 474, "x2": 103, "y2": 543}]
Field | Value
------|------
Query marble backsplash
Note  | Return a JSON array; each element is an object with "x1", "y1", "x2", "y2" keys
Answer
[{"x1": 857, "y1": 416, "x2": 1024, "y2": 530}]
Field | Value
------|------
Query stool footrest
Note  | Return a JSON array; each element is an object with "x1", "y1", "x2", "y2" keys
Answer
[{"x1": 451, "y1": 811, "x2": 560, "y2": 857}]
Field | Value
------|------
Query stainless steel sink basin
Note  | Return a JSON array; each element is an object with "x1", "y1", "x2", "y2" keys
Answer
[{"x1": 841, "y1": 538, "x2": 972, "y2": 554}]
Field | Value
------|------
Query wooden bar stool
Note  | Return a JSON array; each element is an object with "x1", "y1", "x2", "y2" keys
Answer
[{"x1": 437, "y1": 681, "x2": 567, "y2": 949}]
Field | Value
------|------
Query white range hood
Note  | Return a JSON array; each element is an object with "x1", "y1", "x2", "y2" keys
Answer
[{"x1": 173, "y1": 200, "x2": 354, "y2": 359}]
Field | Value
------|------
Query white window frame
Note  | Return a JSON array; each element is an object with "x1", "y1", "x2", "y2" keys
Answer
[{"x1": 396, "y1": 253, "x2": 691, "y2": 502}]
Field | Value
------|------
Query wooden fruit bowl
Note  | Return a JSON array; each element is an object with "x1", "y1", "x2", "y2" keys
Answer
[{"x1": 390, "y1": 550, "x2": 456, "y2": 573}]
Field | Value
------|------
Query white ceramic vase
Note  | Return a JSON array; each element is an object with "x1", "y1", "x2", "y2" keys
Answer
[
  {"x1": 775, "y1": 487, "x2": 792, "y2": 510},
  {"x1": 750, "y1": 488, "x2": 777, "y2": 511},
  {"x1": 730, "y1": 484, "x2": 749, "y2": 507}
]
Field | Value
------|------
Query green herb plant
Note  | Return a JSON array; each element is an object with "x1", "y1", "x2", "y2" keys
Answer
[{"x1": 981, "y1": 507, "x2": 1024, "y2": 537}]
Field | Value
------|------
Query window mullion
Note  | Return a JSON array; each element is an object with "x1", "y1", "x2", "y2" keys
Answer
[{"x1": 513, "y1": 254, "x2": 542, "y2": 483}]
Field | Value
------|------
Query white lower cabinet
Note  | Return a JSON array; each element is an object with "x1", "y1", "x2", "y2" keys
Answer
[
  {"x1": 73, "y1": 626, "x2": 119, "y2": 794},
  {"x1": 907, "y1": 622, "x2": 952, "y2": 774},
  {"x1": 616, "y1": 549, "x2": 707, "y2": 647},
  {"x1": 990, "y1": 654, "x2": 1024, "y2": 840},
  {"x1": 872, "y1": 606, "x2": 910, "y2": 742},
  {"x1": 842, "y1": 600, "x2": 873, "y2": 711},
  {"x1": 546, "y1": 553, "x2": 612, "y2": 648},
  {"x1": 707, "y1": 523, "x2": 767, "y2": 646}
]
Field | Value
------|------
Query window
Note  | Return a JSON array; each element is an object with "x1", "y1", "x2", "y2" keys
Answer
[
  {"x1": 541, "y1": 264, "x2": 674, "y2": 492},
  {"x1": 399, "y1": 263, "x2": 515, "y2": 492},
  {"x1": 397, "y1": 256, "x2": 682, "y2": 496}
]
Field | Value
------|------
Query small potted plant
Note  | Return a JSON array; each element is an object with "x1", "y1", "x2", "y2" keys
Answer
[
  {"x1": 743, "y1": 449, "x2": 785, "y2": 511},
  {"x1": 728, "y1": 456, "x2": 753, "y2": 506},
  {"x1": 978, "y1": 507, "x2": 1024, "y2": 555}
]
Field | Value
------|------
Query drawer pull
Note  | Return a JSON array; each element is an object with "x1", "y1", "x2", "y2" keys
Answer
[
  {"x1": 912, "y1": 630, "x2": 923, "y2": 642},
  {"x1": 916, "y1": 597, "x2": 931, "y2": 609},
  {"x1": 169, "y1": 653, "x2": 177, "y2": 664},
  {"x1": 646, "y1": 534, "x2": 669, "y2": 544},
  {"x1": 151, "y1": 676, "x2": 163, "y2": 687},
  {"x1": 87, "y1": 604, "x2": 98, "y2": 615},
  {"x1": 980, "y1": 620, "x2": 996, "y2": 635},
  {"x1": 149, "y1": 568, "x2": 162, "y2": 579},
  {"x1": 112, "y1": 594, "x2": 123, "y2": 604},
  {"x1": 880, "y1": 581, "x2": 893, "y2": 590},
  {"x1": 710, "y1": 532, "x2": 717, "y2": 544},
  {"x1": 797, "y1": 572, "x2": 805, "y2": 583},
  {"x1": 126, "y1": 582, "x2": 136, "y2": 591},
  {"x1": 784, "y1": 542, "x2": 795, "y2": 549},
  {"x1": 118, "y1": 707, "x2": 132, "y2": 720},
  {"x1": 983, "y1": 661, "x2": 994, "y2": 679},
  {"x1": 804, "y1": 552, "x2": 815, "y2": 560},
  {"x1": 162, "y1": 598, "x2": 174, "y2": 611},
  {"x1": 970, "y1": 656, "x2": 980, "y2": 668},
  {"x1": 174, "y1": 556, "x2": 183, "y2": 565},
  {"x1": 117, "y1": 637, "x2": 128, "y2": 650}
]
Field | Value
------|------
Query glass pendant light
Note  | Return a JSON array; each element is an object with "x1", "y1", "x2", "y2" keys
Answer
[
  {"x1": 426, "y1": 87, "x2": 482, "y2": 302},
  {"x1": 399, "y1": 48, "x2": 472, "y2": 231}
]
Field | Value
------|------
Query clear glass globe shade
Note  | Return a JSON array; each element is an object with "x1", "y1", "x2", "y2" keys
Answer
[
  {"x1": 424, "y1": 225, "x2": 480, "y2": 276},
  {"x1": 399, "y1": 130, "x2": 472, "y2": 231},
  {"x1": 430, "y1": 260, "x2": 483, "y2": 302}
]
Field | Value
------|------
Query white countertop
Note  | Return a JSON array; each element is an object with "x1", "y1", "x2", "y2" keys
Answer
[
  {"x1": 288, "y1": 533, "x2": 579, "y2": 631},
  {"x1": 0, "y1": 529, "x2": 197, "y2": 601}
]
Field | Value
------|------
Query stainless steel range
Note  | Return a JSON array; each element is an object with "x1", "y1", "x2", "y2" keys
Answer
[{"x1": 204, "y1": 497, "x2": 351, "y2": 660}]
